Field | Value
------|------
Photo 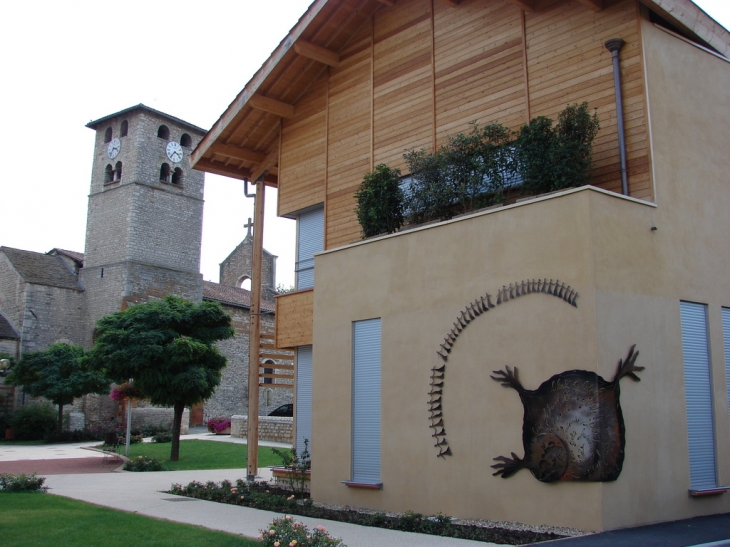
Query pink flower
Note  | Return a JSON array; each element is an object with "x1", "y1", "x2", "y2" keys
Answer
[
  {"x1": 274, "y1": 543, "x2": 280, "y2": 547},
  {"x1": 269, "y1": 529, "x2": 276, "y2": 535},
  {"x1": 316, "y1": 525, "x2": 326, "y2": 532},
  {"x1": 289, "y1": 541, "x2": 297, "y2": 547},
  {"x1": 257, "y1": 535, "x2": 263, "y2": 540}
]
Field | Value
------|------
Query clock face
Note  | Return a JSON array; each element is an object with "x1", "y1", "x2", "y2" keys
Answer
[
  {"x1": 166, "y1": 141, "x2": 183, "y2": 163},
  {"x1": 107, "y1": 138, "x2": 121, "y2": 159}
]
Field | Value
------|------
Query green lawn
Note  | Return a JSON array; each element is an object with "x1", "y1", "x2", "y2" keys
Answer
[
  {"x1": 0, "y1": 493, "x2": 260, "y2": 547},
  {"x1": 125, "y1": 440, "x2": 285, "y2": 471}
]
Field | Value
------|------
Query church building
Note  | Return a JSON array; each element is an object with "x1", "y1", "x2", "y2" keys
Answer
[{"x1": 0, "y1": 104, "x2": 292, "y2": 429}]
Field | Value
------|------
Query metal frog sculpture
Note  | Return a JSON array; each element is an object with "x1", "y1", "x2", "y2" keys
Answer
[{"x1": 490, "y1": 346, "x2": 642, "y2": 482}]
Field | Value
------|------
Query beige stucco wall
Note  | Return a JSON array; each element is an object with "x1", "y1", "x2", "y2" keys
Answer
[{"x1": 308, "y1": 18, "x2": 730, "y2": 532}]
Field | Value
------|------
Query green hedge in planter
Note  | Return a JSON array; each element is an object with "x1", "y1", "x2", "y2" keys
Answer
[{"x1": 355, "y1": 164, "x2": 404, "y2": 238}]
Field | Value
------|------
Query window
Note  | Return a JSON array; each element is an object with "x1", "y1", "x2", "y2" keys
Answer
[
  {"x1": 104, "y1": 164, "x2": 114, "y2": 184},
  {"x1": 263, "y1": 359, "x2": 274, "y2": 385},
  {"x1": 160, "y1": 163, "x2": 171, "y2": 182},
  {"x1": 295, "y1": 206, "x2": 324, "y2": 290},
  {"x1": 722, "y1": 308, "x2": 730, "y2": 430},
  {"x1": 680, "y1": 301, "x2": 717, "y2": 491},
  {"x1": 351, "y1": 318, "x2": 382, "y2": 486},
  {"x1": 120, "y1": 120, "x2": 128, "y2": 137},
  {"x1": 103, "y1": 127, "x2": 112, "y2": 143},
  {"x1": 114, "y1": 161, "x2": 122, "y2": 181},
  {"x1": 295, "y1": 345, "x2": 313, "y2": 454},
  {"x1": 238, "y1": 276, "x2": 251, "y2": 291},
  {"x1": 180, "y1": 133, "x2": 192, "y2": 147},
  {"x1": 172, "y1": 167, "x2": 183, "y2": 185},
  {"x1": 157, "y1": 125, "x2": 170, "y2": 139}
]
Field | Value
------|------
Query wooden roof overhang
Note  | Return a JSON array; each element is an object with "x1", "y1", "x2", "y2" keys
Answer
[
  {"x1": 191, "y1": 0, "x2": 730, "y2": 185},
  {"x1": 191, "y1": 0, "x2": 389, "y2": 186}
]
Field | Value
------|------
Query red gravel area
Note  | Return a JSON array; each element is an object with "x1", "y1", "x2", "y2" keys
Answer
[{"x1": 0, "y1": 457, "x2": 123, "y2": 475}]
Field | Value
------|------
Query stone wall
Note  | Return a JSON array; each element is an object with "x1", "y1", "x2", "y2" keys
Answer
[
  {"x1": 231, "y1": 415, "x2": 292, "y2": 444},
  {"x1": 203, "y1": 308, "x2": 293, "y2": 422},
  {"x1": 131, "y1": 407, "x2": 189, "y2": 434}
]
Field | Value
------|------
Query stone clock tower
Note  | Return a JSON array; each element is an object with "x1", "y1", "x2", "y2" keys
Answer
[{"x1": 80, "y1": 105, "x2": 207, "y2": 344}]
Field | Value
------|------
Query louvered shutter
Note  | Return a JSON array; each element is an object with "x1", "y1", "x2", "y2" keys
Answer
[
  {"x1": 295, "y1": 208, "x2": 324, "y2": 290},
  {"x1": 352, "y1": 319, "x2": 381, "y2": 484},
  {"x1": 295, "y1": 345, "x2": 313, "y2": 455},
  {"x1": 722, "y1": 308, "x2": 730, "y2": 429},
  {"x1": 680, "y1": 301, "x2": 717, "y2": 490}
]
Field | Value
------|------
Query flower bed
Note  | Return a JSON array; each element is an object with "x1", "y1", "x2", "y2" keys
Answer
[
  {"x1": 168, "y1": 480, "x2": 565, "y2": 545},
  {"x1": 206, "y1": 417, "x2": 231, "y2": 434}
]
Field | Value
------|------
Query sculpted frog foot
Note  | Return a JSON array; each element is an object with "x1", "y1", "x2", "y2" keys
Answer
[
  {"x1": 490, "y1": 366, "x2": 523, "y2": 392},
  {"x1": 491, "y1": 452, "x2": 526, "y2": 478}
]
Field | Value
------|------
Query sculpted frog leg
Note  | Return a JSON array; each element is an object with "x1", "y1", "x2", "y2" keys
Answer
[
  {"x1": 492, "y1": 453, "x2": 527, "y2": 478},
  {"x1": 490, "y1": 365, "x2": 524, "y2": 393},
  {"x1": 613, "y1": 345, "x2": 644, "y2": 383}
]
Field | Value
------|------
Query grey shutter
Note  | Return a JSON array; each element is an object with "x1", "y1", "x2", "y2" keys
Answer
[
  {"x1": 295, "y1": 345, "x2": 313, "y2": 455},
  {"x1": 295, "y1": 207, "x2": 324, "y2": 290},
  {"x1": 722, "y1": 308, "x2": 730, "y2": 430},
  {"x1": 680, "y1": 301, "x2": 717, "y2": 490},
  {"x1": 352, "y1": 318, "x2": 381, "y2": 484}
]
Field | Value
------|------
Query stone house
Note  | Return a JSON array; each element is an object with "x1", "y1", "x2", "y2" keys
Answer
[{"x1": 190, "y1": 0, "x2": 730, "y2": 532}]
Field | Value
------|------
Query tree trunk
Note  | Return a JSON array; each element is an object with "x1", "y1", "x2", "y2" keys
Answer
[
  {"x1": 170, "y1": 402, "x2": 185, "y2": 461},
  {"x1": 57, "y1": 403, "x2": 64, "y2": 435}
]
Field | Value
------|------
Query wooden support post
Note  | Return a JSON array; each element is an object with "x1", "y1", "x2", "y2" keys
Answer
[{"x1": 246, "y1": 178, "x2": 266, "y2": 481}]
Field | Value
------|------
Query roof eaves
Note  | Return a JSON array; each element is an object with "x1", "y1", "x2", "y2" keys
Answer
[
  {"x1": 640, "y1": 0, "x2": 730, "y2": 57},
  {"x1": 191, "y1": 0, "x2": 329, "y2": 167}
]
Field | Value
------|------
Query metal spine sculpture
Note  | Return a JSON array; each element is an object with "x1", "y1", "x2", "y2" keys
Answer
[{"x1": 429, "y1": 278, "x2": 578, "y2": 458}]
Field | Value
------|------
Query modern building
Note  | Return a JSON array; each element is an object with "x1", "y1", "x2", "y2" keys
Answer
[{"x1": 191, "y1": 0, "x2": 730, "y2": 531}]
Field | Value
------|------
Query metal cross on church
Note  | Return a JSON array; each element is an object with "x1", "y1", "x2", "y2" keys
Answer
[{"x1": 244, "y1": 217, "x2": 254, "y2": 238}]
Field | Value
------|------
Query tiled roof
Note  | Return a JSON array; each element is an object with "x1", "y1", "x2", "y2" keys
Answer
[
  {"x1": 0, "y1": 312, "x2": 19, "y2": 340},
  {"x1": 202, "y1": 281, "x2": 275, "y2": 313},
  {"x1": 49, "y1": 248, "x2": 85, "y2": 267},
  {"x1": 1, "y1": 247, "x2": 84, "y2": 291}
]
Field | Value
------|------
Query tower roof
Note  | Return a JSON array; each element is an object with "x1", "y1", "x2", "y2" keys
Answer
[{"x1": 86, "y1": 104, "x2": 207, "y2": 135}]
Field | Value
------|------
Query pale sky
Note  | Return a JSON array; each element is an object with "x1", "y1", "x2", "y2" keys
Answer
[{"x1": 1, "y1": 1, "x2": 728, "y2": 288}]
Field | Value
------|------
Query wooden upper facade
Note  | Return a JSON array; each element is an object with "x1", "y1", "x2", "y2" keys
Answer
[
  {"x1": 191, "y1": 0, "x2": 729, "y2": 349},
  {"x1": 193, "y1": 0, "x2": 728, "y2": 251}
]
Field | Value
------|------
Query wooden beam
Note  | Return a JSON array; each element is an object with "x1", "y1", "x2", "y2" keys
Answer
[
  {"x1": 210, "y1": 143, "x2": 265, "y2": 164},
  {"x1": 437, "y1": 0, "x2": 460, "y2": 6},
  {"x1": 246, "y1": 170, "x2": 266, "y2": 480},
  {"x1": 193, "y1": 158, "x2": 278, "y2": 187},
  {"x1": 505, "y1": 0, "x2": 536, "y2": 11},
  {"x1": 293, "y1": 39, "x2": 340, "y2": 67},
  {"x1": 250, "y1": 145, "x2": 280, "y2": 184},
  {"x1": 192, "y1": 158, "x2": 249, "y2": 180},
  {"x1": 249, "y1": 94, "x2": 295, "y2": 119},
  {"x1": 576, "y1": 0, "x2": 602, "y2": 11}
]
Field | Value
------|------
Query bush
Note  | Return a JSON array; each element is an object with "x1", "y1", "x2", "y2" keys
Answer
[
  {"x1": 44, "y1": 428, "x2": 105, "y2": 443},
  {"x1": 0, "y1": 473, "x2": 47, "y2": 492},
  {"x1": 259, "y1": 516, "x2": 346, "y2": 547},
  {"x1": 515, "y1": 102, "x2": 599, "y2": 194},
  {"x1": 123, "y1": 455, "x2": 165, "y2": 472},
  {"x1": 152, "y1": 432, "x2": 172, "y2": 443},
  {"x1": 355, "y1": 164, "x2": 404, "y2": 238},
  {"x1": 11, "y1": 403, "x2": 57, "y2": 440},
  {"x1": 206, "y1": 417, "x2": 231, "y2": 434}
]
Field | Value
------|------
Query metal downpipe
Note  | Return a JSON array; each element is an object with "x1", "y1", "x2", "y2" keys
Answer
[{"x1": 605, "y1": 38, "x2": 629, "y2": 196}]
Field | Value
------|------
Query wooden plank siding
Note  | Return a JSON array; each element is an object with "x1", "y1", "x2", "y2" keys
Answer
[
  {"x1": 275, "y1": 0, "x2": 652, "y2": 243},
  {"x1": 275, "y1": 289, "x2": 315, "y2": 348}
]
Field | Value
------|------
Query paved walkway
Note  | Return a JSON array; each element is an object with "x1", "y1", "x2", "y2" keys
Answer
[{"x1": 2, "y1": 433, "x2": 729, "y2": 547}]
